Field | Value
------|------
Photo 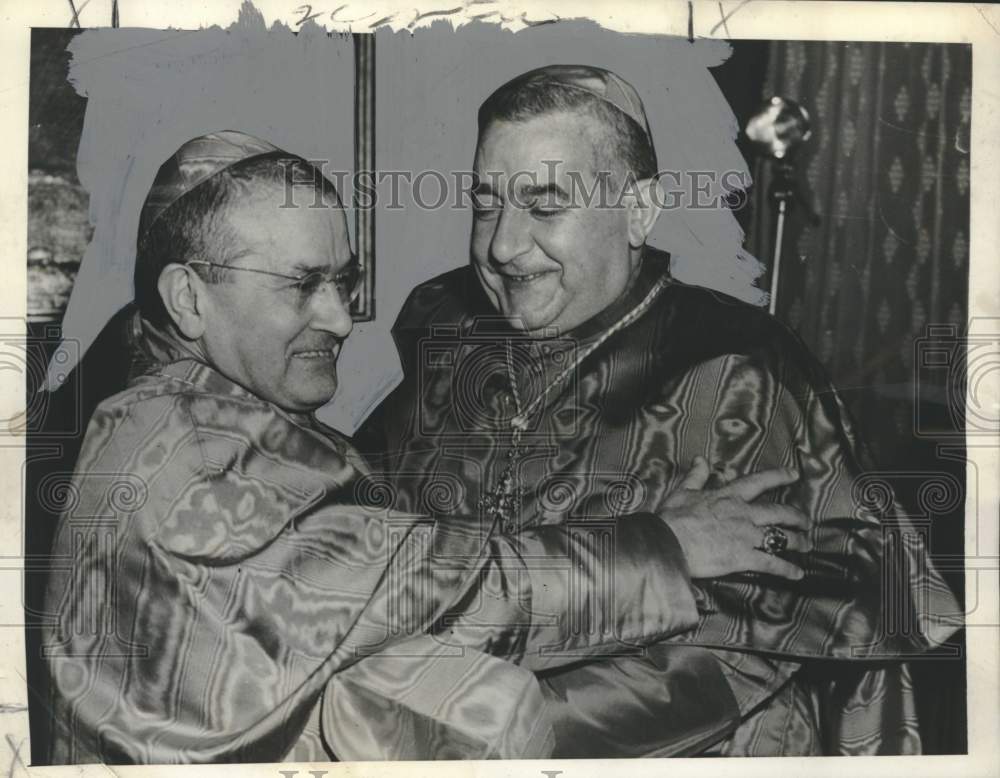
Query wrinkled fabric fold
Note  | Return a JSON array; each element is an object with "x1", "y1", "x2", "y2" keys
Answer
[
  {"x1": 358, "y1": 246, "x2": 962, "y2": 756},
  {"x1": 324, "y1": 635, "x2": 556, "y2": 760},
  {"x1": 44, "y1": 326, "x2": 709, "y2": 763},
  {"x1": 538, "y1": 644, "x2": 740, "y2": 757}
]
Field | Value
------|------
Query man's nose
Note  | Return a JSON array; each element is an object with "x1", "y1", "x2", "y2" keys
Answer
[
  {"x1": 489, "y1": 207, "x2": 532, "y2": 265},
  {"x1": 309, "y1": 286, "x2": 354, "y2": 338}
]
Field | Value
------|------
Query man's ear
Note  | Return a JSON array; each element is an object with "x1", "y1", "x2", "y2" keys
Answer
[
  {"x1": 625, "y1": 177, "x2": 663, "y2": 249},
  {"x1": 157, "y1": 263, "x2": 208, "y2": 339}
]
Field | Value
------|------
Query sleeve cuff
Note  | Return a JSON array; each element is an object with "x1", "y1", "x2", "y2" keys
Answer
[{"x1": 518, "y1": 514, "x2": 702, "y2": 668}]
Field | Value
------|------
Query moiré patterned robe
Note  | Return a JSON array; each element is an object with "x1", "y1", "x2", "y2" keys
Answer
[
  {"x1": 42, "y1": 348, "x2": 709, "y2": 764},
  {"x1": 357, "y1": 246, "x2": 963, "y2": 757}
]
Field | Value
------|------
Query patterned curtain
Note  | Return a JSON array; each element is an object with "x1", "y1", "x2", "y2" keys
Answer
[
  {"x1": 747, "y1": 41, "x2": 970, "y2": 755},
  {"x1": 749, "y1": 42, "x2": 971, "y2": 467}
]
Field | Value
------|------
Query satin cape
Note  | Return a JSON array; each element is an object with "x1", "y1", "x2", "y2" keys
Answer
[
  {"x1": 357, "y1": 246, "x2": 962, "y2": 757},
  {"x1": 42, "y1": 318, "x2": 710, "y2": 763}
]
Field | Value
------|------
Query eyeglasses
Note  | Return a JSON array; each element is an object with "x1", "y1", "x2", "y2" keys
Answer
[{"x1": 187, "y1": 260, "x2": 362, "y2": 306}]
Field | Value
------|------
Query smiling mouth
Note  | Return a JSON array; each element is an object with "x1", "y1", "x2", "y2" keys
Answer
[
  {"x1": 292, "y1": 348, "x2": 339, "y2": 361},
  {"x1": 502, "y1": 271, "x2": 553, "y2": 284}
]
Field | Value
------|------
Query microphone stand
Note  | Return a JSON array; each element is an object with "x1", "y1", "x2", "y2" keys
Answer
[
  {"x1": 744, "y1": 96, "x2": 815, "y2": 318},
  {"x1": 768, "y1": 160, "x2": 797, "y2": 316}
]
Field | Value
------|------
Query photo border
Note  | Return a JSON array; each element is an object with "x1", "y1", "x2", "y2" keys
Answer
[{"x1": 2, "y1": 2, "x2": 996, "y2": 777}]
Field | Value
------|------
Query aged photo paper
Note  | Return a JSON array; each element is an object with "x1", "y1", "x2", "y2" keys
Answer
[{"x1": 1, "y1": 1, "x2": 997, "y2": 776}]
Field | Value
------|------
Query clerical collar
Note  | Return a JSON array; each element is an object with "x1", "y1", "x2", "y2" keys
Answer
[
  {"x1": 127, "y1": 308, "x2": 204, "y2": 381},
  {"x1": 126, "y1": 310, "x2": 324, "y2": 431},
  {"x1": 565, "y1": 247, "x2": 671, "y2": 342}
]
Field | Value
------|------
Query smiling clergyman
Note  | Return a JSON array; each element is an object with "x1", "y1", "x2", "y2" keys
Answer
[{"x1": 358, "y1": 64, "x2": 962, "y2": 756}]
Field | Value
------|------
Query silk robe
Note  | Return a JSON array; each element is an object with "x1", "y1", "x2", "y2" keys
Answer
[
  {"x1": 42, "y1": 338, "x2": 712, "y2": 763},
  {"x1": 357, "y1": 246, "x2": 963, "y2": 756}
]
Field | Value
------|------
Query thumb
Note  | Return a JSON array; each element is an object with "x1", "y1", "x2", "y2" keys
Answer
[{"x1": 678, "y1": 456, "x2": 711, "y2": 491}]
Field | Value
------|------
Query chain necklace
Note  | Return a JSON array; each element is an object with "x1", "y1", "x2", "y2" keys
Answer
[{"x1": 478, "y1": 275, "x2": 670, "y2": 531}]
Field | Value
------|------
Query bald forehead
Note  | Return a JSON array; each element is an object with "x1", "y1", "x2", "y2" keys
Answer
[
  {"x1": 218, "y1": 182, "x2": 351, "y2": 269},
  {"x1": 225, "y1": 186, "x2": 347, "y2": 239},
  {"x1": 478, "y1": 110, "x2": 611, "y2": 161},
  {"x1": 475, "y1": 110, "x2": 624, "y2": 184},
  {"x1": 227, "y1": 164, "x2": 342, "y2": 204}
]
